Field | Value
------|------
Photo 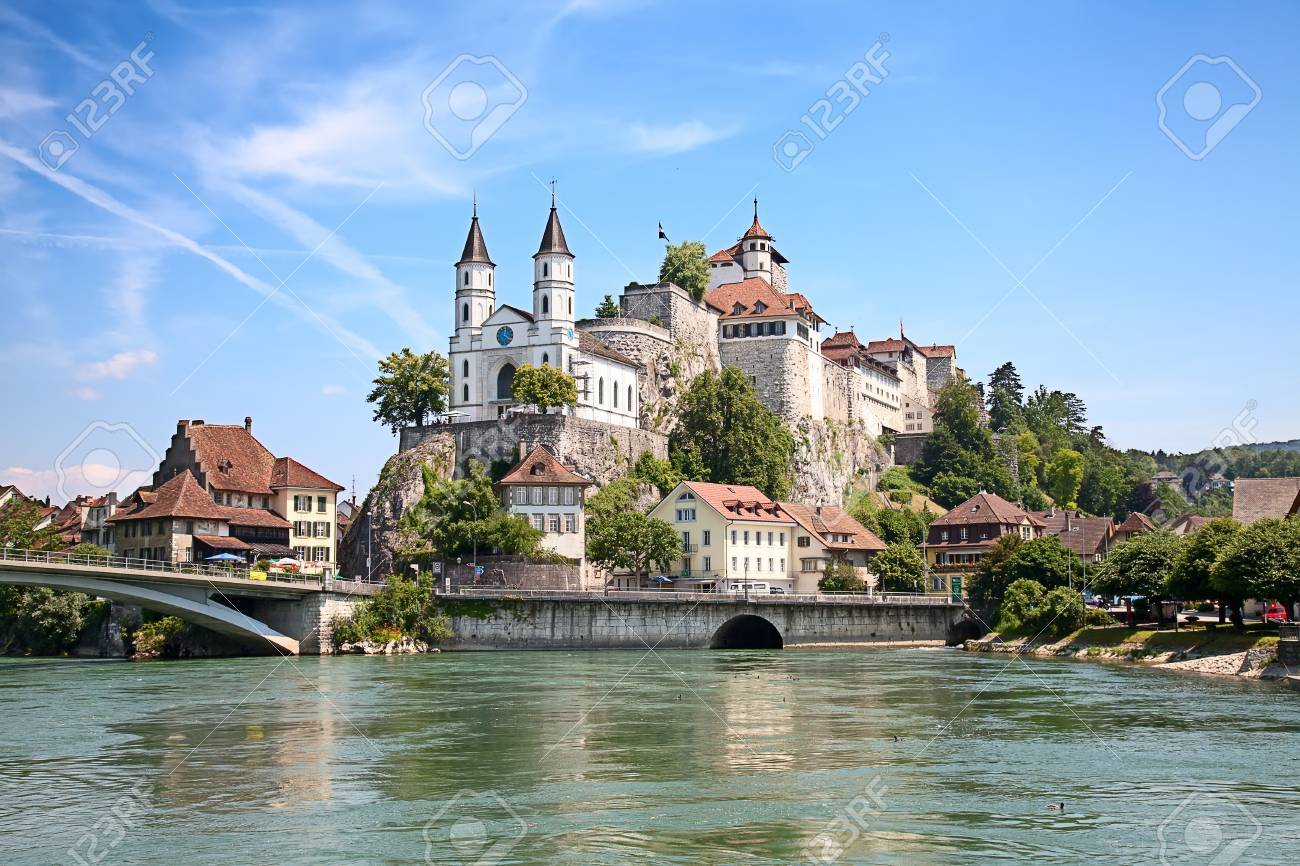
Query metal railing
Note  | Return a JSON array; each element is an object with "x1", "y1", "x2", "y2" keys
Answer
[
  {"x1": 0, "y1": 547, "x2": 320, "y2": 587},
  {"x1": 444, "y1": 587, "x2": 957, "y2": 605}
]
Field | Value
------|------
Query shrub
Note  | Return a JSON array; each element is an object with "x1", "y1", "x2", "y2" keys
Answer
[
  {"x1": 132, "y1": 616, "x2": 185, "y2": 658},
  {"x1": 1036, "y1": 586, "x2": 1085, "y2": 639},
  {"x1": 998, "y1": 579, "x2": 1046, "y2": 634},
  {"x1": 819, "y1": 560, "x2": 865, "y2": 592},
  {"x1": 1084, "y1": 606, "x2": 1117, "y2": 627},
  {"x1": 330, "y1": 573, "x2": 454, "y2": 647}
]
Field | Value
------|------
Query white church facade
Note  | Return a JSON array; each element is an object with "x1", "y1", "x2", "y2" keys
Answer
[{"x1": 447, "y1": 198, "x2": 640, "y2": 429}]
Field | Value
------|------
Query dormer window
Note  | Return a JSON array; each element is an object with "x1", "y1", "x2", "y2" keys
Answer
[
  {"x1": 529, "y1": 463, "x2": 546, "y2": 476},
  {"x1": 754, "y1": 301, "x2": 767, "y2": 314},
  {"x1": 732, "y1": 302, "x2": 745, "y2": 315}
]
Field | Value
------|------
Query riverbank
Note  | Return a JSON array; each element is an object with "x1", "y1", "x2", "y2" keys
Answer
[{"x1": 964, "y1": 625, "x2": 1299, "y2": 689}]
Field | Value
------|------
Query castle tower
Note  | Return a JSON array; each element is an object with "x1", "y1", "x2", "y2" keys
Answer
[
  {"x1": 455, "y1": 198, "x2": 495, "y2": 335},
  {"x1": 533, "y1": 185, "x2": 575, "y2": 335},
  {"x1": 739, "y1": 197, "x2": 774, "y2": 283}
]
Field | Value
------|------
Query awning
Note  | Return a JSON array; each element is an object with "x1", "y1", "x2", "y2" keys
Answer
[
  {"x1": 250, "y1": 543, "x2": 297, "y2": 559},
  {"x1": 194, "y1": 534, "x2": 252, "y2": 551}
]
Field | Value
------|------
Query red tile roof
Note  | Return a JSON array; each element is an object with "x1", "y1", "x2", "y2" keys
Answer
[
  {"x1": 270, "y1": 457, "x2": 343, "y2": 492},
  {"x1": 930, "y1": 491, "x2": 1032, "y2": 527},
  {"x1": 188, "y1": 423, "x2": 277, "y2": 495},
  {"x1": 704, "y1": 277, "x2": 822, "y2": 323},
  {"x1": 497, "y1": 446, "x2": 593, "y2": 487},
  {"x1": 1116, "y1": 511, "x2": 1157, "y2": 534},
  {"x1": 1029, "y1": 510, "x2": 1115, "y2": 556},
  {"x1": 709, "y1": 243, "x2": 741, "y2": 263},
  {"x1": 917, "y1": 344, "x2": 955, "y2": 358},
  {"x1": 108, "y1": 472, "x2": 228, "y2": 522},
  {"x1": 1232, "y1": 478, "x2": 1300, "y2": 524},
  {"x1": 742, "y1": 212, "x2": 771, "y2": 240},
  {"x1": 781, "y1": 502, "x2": 886, "y2": 552},
  {"x1": 865, "y1": 338, "x2": 906, "y2": 354},
  {"x1": 681, "y1": 481, "x2": 793, "y2": 524},
  {"x1": 222, "y1": 508, "x2": 290, "y2": 529}
]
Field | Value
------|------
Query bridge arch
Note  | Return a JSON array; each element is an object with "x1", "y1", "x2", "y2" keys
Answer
[
  {"x1": 0, "y1": 572, "x2": 300, "y2": 654},
  {"x1": 709, "y1": 614, "x2": 783, "y2": 650}
]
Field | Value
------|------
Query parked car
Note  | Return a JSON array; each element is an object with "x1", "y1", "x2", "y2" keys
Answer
[
  {"x1": 769, "y1": 587, "x2": 786, "y2": 594},
  {"x1": 1263, "y1": 602, "x2": 1288, "y2": 624},
  {"x1": 726, "y1": 583, "x2": 769, "y2": 595}
]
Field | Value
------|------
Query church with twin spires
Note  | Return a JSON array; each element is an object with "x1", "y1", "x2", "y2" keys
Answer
[{"x1": 446, "y1": 194, "x2": 641, "y2": 429}]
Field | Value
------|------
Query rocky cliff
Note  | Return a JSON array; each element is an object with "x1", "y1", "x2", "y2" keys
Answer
[
  {"x1": 790, "y1": 418, "x2": 891, "y2": 506},
  {"x1": 340, "y1": 432, "x2": 456, "y2": 579}
]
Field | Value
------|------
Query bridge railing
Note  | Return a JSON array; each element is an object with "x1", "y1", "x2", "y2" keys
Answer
[
  {"x1": 443, "y1": 587, "x2": 957, "y2": 605},
  {"x1": 0, "y1": 547, "x2": 319, "y2": 587}
]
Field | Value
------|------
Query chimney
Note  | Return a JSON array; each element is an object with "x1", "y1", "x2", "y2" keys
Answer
[
  {"x1": 192, "y1": 419, "x2": 204, "y2": 426},
  {"x1": 244, "y1": 416, "x2": 253, "y2": 433},
  {"x1": 519, "y1": 440, "x2": 528, "y2": 460},
  {"x1": 177, "y1": 419, "x2": 190, "y2": 433}
]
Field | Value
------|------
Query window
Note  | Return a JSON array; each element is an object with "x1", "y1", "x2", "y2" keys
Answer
[
  {"x1": 314, "y1": 521, "x2": 330, "y2": 538},
  {"x1": 731, "y1": 530, "x2": 737, "y2": 545},
  {"x1": 598, "y1": 378, "x2": 604, "y2": 404},
  {"x1": 768, "y1": 532, "x2": 774, "y2": 546},
  {"x1": 543, "y1": 262, "x2": 549, "y2": 277},
  {"x1": 548, "y1": 487, "x2": 559, "y2": 505},
  {"x1": 743, "y1": 531, "x2": 750, "y2": 544},
  {"x1": 462, "y1": 360, "x2": 469, "y2": 377},
  {"x1": 703, "y1": 556, "x2": 712, "y2": 572},
  {"x1": 797, "y1": 536, "x2": 810, "y2": 547},
  {"x1": 542, "y1": 353, "x2": 549, "y2": 366},
  {"x1": 731, "y1": 557, "x2": 737, "y2": 571},
  {"x1": 564, "y1": 513, "x2": 576, "y2": 533},
  {"x1": 702, "y1": 530, "x2": 711, "y2": 546},
  {"x1": 614, "y1": 385, "x2": 619, "y2": 408},
  {"x1": 627, "y1": 385, "x2": 633, "y2": 409},
  {"x1": 462, "y1": 302, "x2": 469, "y2": 321},
  {"x1": 317, "y1": 496, "x2": 326, "y2": 513},
  {"x1": 548, "y1": 514, "x2": 561, "y2": 533},
  {"x1": 960, "y1": 527, "x2": 968, "y2": 540},
  {"x1": 514, "y1": 488, "x2": 528, "y2": 506},
  {"x1": 779, "y1": 532, "x2": 785, "y2": 546},
  {"x1": 531, "y1": 487, "x2": 543, "y2": 506},
  {"x1": 755, "y1": 532, "x2": 762, "y2": 546},
  {"x1": 569, "y1": 297, "x2": 572, "y2": 314},
  {"x1": 293, "y1": 546, "x2": 307, "y2": 560},
  {"x1": 675, "y1": 508, "x2": 696, "y2": 522},
  {"x1": 542, "y1": 295, "x2": 549, "y2": 314},
  {"x1": 563, "y1": 487, "x2": 576, "y2": 506},
  {"x1": 780, "y1": 558, "x2": 786, "y2": 573},
  {"x1": 463, "y1": 384, "x2": 469, "y2": 401},
  {"x1": 532, "y1": 514, "x2": 545, "y2": 531},
  {"x1": 463, "y1": 272, "x2": 469, "y2": 286}
]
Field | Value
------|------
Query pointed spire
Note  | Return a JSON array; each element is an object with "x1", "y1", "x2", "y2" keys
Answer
[
  {"x1": 535, "y1": 189, "x2": 572, "y2": 258},
  {"x1": 457, "y1": 201, "x2": 493, "y2": 266},
  {"x1": 742, "y1": 196, "x2": 771, "y2": 240}
]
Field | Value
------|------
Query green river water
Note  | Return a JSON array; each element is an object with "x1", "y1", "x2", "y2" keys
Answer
[{"x1": 2, "y1": 648, "x2": 1297, "y2": 865}]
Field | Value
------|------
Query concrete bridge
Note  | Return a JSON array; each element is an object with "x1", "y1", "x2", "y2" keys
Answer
[
  {"x1": 438, "y1": 589, "x2": 971, "y2": 650},
  {"x1": 0, "y1": 548, "x2": 373, "y2": 655}
]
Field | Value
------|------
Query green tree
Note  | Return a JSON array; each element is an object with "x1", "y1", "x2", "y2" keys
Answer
[
  {"x1": 658, "y1": 241, "x2": 710, "y2": 302},
  {"x1": 632, "y1": 451, "x2": 682, "y2": 497},
  {"x1": 986, "y1": 361, "x2": 1024, "y2": 431},
  {"x1": 1093, "y1": 530, "x2": 1184, "y2": 602},
  {"x1": 331, "y1": 572, "x2": 454, "y2": 646},
  {"x1": 400, "y1": 462, "x2": 543, "y2": 560},
  {"x1": 1170, "y1": 518, "x2": 1240, "y2": 601},
  {"x1": 594, "y1": 294, "x2": 622, "y2": 318},
  {"x1": 1043, "y1": 448, "x2": 1085, "y2": 508},
  {"x1": 929, "y1": 472, "x2": 982, "y2": 509},
  {"x1": 1002, "y1": 536, "x2": 1079, "y2": 591},
  {"x1": 1211, "y1": 517, "x2": 1300, "y2": 611},
  {"x1": 873, "y1": 542, "x2": 926, "y2": 593},
  {"x1": 0, "y1": 587, "x2": 88, "y2": 654},
  {"x1": 1036, "y1": 586, "x2": 1086, "y2": 638},
  {"x1": 367, "y1": 348, "x2": 450, "y2": 433},
  {"x1": 914, "y1": 376, "x2": 1016, "y2": 501},
  {"x1": 668, "y1": 368, "x2": 793, "y2": 499},
  {"x1": 586, "y1": 476, "x2": 654, "y2": 519},
  {"x1": 819, "y1": 560, "x2": 865, "y2": 592},
  {"x1": 997, "y1": 578, "x2": 1046, "y2": 633},
  {"x1": 969, "y1": 533, "x2": 1025, "y2": 610},
  {"x1": 511, "y1": 364, "x2": 578, "y2": 413},
  {"x1": 0, "y1": 498, "x2": 62, "y2": 550},
  {"x1": 586, "y1": 511, "x2": 682, "y2": 578}
]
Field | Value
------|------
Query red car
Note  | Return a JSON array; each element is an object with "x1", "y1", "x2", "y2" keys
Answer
[{"x1": 1263, "y1": 603, "x2": 1289, "y2": 624}]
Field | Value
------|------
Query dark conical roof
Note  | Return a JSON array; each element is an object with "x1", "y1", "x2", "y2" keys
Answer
[
  {"x1": 457, "y1": 207, "x2": 493, "y2": 266},
  {"x1": 535, "y1": 206, "x2": 572, "y2": 258},
  {"x1": 741, "y1": 197, "x2": 771, "y2": 240}
]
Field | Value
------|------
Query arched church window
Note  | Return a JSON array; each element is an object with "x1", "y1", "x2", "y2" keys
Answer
[
  {"x1": 463, "y1": 384, "x2": 469, "y2": 401},
  {"x1": 614, "y1": 384, "x2": 619, "y2": 408},
  {"x1": 464, "y1": 271, "x2": 469, "y2": 286},
  {"x1": 627, "y1": 385, "x2": 633, "y2": 410},
  {"x1": 568, "y1": 296, "x2": 572, "y2": 315},
  {"x1": 462, "y1": 360, "x2": 469, "y2": 377},
  {"x1": 567, "y1": 263, "x2": 571, "y2": 277},
  {"x1": 543, "y1": 262, "x2": 549, "y2": 277},
  {"x1": 462, "y1": 302, "x2": 469, "y2": 322},
  {"x1": 598, "y1": 378, "x2": 604, "y2": 404},
  {"x1": 497, "y1": 364, "x2": 517, "y2": 400},
  {"x1": 488, "y1": 272, "x2": 492, "y2": 286},
  {"x1": 542, "y1": 295, "x2": 549, "y2": 314}
]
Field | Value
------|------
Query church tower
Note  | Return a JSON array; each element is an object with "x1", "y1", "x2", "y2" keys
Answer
[
  {"x1": 533, "y1": 185, "x2": 575, "y2": 337},
  {"x1": 455, "y1": 199, "x2": 495, "y2": 336},
  {"x1": 739, "y1": 197, "x2": 774, "y2": 283}
]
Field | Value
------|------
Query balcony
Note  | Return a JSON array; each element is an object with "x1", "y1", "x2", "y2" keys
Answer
[{"x1": 681, "y1": 543, "x2": 699, "y2": 553}]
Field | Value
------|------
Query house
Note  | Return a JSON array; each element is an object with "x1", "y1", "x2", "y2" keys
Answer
[
  {"x1": 1151, "y1": 469, "x2": 1182, "y2": 490},
  {"x1": 648, "y1": 481, "x2": 797, "y2": 593},
  {"x1": 780, "y1": 502, "x2": 886, "y2": 592},
  {"x1": 1029, "y1": 508, "x2": 1116, "y2": 563},
  {"x1": 107, "y1": 417, "x2": 342, "y2": 569},
  {"x1": 79, "y1": 493, "x2": 118, "y2": 548},
  {"x1": 1113, "y1": 511, "x2": 1157, "y2": 543},
  {"x1": 496, "y1": 445, "x2": 593, "y2": 573},
  {"x1": 0, "y1": 484, "x2": 29, "y2": 511},
  {"x1": 1232, "y1": 477, "x2": 1300, "y2": 525},
  {"x1": 921, "y1": 491, "x2": 1045, "y2": 601},
  {"x1": 1168, "y1": 514, "x2": 1212, "y2": 535}
]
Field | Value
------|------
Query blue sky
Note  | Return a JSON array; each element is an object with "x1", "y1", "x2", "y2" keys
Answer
[{"x1": 1, "y1": 0, "x2": 1297, "y2": 504}]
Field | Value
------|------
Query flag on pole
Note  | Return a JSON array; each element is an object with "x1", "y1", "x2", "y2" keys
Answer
[{"x1": 658, "y1": 222, "x2": 669, "y2": 243}]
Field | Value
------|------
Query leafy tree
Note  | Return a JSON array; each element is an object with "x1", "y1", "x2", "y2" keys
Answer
[
  {"x1": 929, "y1": 472, "x2": 982, "y2": 509},
  {"x1": 819, "y1": 560, "x2": 865, "y2": 592},
  {"x1": 969, "y1": 533, "x2": 1025, "y2": 610},
  {"x1": 1211, "y1": 517, "x2": 1300, "y2": 611},
  {"x1": 367, "y1": 348, "x2": 450, "y2": 433},
  {"x1": 873, "y1": 542, "x2": 926, "y2": 593},
  {"x1": 594, "y1": 294, "x2": 622, "y2": 318},
  {"x1": 848, "y1": 496, "x2": 932, "y2": 546},
  {"x1": 986, "y1": 361, "x2": 1024, "y2": 431},
  {"x1": 586, "y1": 511, "x2": 682, "y2": 578},
  {"x1": 1170, "y1": 518, "x2": 1240, "y2": 601},
  {"x1": 0, "y1": 587, "x2": 88, "y2": 654},
  {"x1": 658, "y1": 240, "x2": 710, "y2": 302},
  {"x1": 914, "y1": 376, "x2": 1017, "y2": 501},
  {"x1": 511, "y1": 364, "x2": 578, "y2": 413},
  {"x1": 668, "y1": 367, "x2": 793, "y2": 499},
  {"x1": 998, "y1": 579, "x2": 1046, "y2": 633},
  {"x1": 1036, "y1": 586, "x2": 1086, "y2": 638},
  {"x1": 1092, "y1": 530, "x2": 1184, "y2": 602},
  {"x1": 400, "y1": 462, "x2": 543, "y2": 560},
  {"x1": 1015, "y1": 429, "x2": 1042, "y2": 489},
  {"x1": 632, "y1": 451, "x2": 682, "y2": 497},
  {"x1": 331, "y1": 572, "x2": 454, "y2": 646},
  {"x1": 1044, "y1": 448, "x2": 1085, "y2": 508},
  {"x1": 997, "y1": 580, "x2": 1083, "y2": 638},
  {"x1": 1002, "y1": 536, "x2": 1079, "y2": 591},
  {"x1": 67, "y1": 542, "x2": 111, "y2": 559},
  {"x1": 0, "y1": 499, "x2": 62, "y2": 550},
  {"x1": 586, "y1": 476, "x2": 655, "y2": 519}
]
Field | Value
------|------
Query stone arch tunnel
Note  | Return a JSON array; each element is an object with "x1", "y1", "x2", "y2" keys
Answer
[{"x1": 709, "y1": 614, "x2": 784, "y2": 649}]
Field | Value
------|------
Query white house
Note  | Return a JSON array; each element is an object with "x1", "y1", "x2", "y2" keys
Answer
[{"x1": 496, "y1": 445, "x2": 593, "y2": 573}]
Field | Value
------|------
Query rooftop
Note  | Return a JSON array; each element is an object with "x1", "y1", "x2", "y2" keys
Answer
[
  {"x1": 1232, "y1": 477, "x2": 1300, "y2": 524},
  {"x1": 498, "y1": 445, "x2": 593, "y2": 487},
  {"x1": 930, "y1": 491, "x2": 1033, "y2": 527}
]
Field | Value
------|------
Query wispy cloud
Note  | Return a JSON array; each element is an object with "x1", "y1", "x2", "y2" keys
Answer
[
  {"x1": 0, "y1": 85, "x2": 57, "y2": 118},
  {"x1": 623, "y1": 120, "x2": 739, "y2": 155},
  {"x1": 77, "y1": 349, "x2": 158, "y2": 381}
]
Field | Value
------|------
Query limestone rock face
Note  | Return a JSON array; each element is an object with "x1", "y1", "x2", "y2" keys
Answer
[
  {"x1": 338, "y1": 637, "x2": 438, "y2": 655},
  {"x1": 790, "y1": 418, "x2": 890, "y2": 506},
  {"x1": 339, "y1": 432, "x2": 455, "y2": 580}
]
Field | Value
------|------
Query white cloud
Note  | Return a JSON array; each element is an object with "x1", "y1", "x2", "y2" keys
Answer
[
  {"x1": 72, "y1": 386, "x2": 102, "y2": 401},
  {"x1": 77, "y1": 349, "x2": 158, "y2": 381},
  {"x1": 1, "y1": 464, "x2": 153, "y2": 503},
  {"x1": 0, "y1": 85, "x2": 57, "y2": 118},
  {"x1": 623, "y1": 120, "x2": 739, "y2": 155},
  {"x1": 320, "y1": 384, "x2": 346, "y2": 396}
]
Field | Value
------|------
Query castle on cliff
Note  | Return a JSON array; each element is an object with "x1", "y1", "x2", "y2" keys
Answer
[{"x1": 442, "y1": 195, "x2": 961, "y2": 443}]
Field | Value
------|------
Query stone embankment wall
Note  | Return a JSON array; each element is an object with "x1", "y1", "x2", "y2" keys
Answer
[{"x1": 439, "y1": 595, "x2": 964, "y2": 650}]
